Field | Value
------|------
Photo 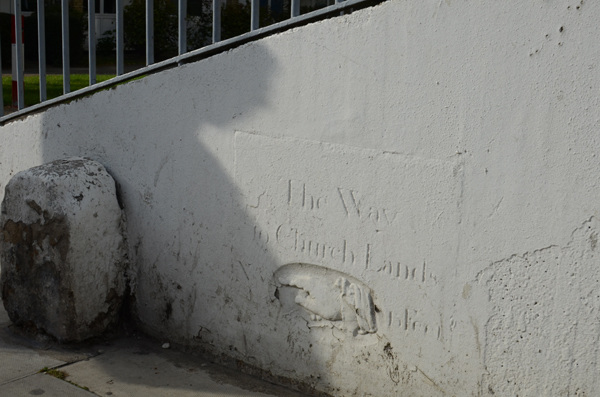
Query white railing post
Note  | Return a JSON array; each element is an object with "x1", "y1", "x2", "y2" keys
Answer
[
  {"x1": 291, "y1": 0, "x2": 300, "y2": 18},
  {"x1": 37, "y1": 0, "x2": 47, "y2": 101},
  {"x1": 61, "y1": 0, "x2": 70, "y2": 94},
  {"x1": 13, "y1": 0, "x2": 25, "y2": 109},
  {"x1": 146, "y1": 0, "x2": 154, "y2": 65},
  {"x1": 251, "y1": 0, "x2": 259, "y2": 31},
  {"x1": 116, "y1": 0, "x2": 124, "y2": 75},
  {"x1": 212, "y1": 0, "x2": 221, "y2": 43},
  {"x1": 89, "y1": 0, "x2": 96, "y2": 85},
  {"x1": 0, "y1": 35, "x2": 3, "y2": 117},
  {"x1": 178, "y1": 0, "x2": 187, "y2": 55}
]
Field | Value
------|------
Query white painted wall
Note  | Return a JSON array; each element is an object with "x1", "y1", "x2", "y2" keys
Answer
[{"x1": 2, "y1": 0, "x2": 600, "y2": 395}]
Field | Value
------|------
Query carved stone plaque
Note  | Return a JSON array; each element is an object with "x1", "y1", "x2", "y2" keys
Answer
[{"x1": 234, "y1": 131, "x2": 463, "y2": 395}]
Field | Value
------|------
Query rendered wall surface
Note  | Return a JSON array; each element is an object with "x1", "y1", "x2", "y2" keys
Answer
[{"x1": 1, "y1": 0, "x2": 600, "y2": 395}]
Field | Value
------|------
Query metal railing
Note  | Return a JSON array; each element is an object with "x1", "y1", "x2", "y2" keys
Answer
[{"x1": 1, "y1": 0, "x2": 380, "y2": 124}]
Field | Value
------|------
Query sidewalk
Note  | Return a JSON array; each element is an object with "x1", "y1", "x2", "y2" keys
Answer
[{"x1": 0, "y1": 306, "x2": 309, "y2": 397}]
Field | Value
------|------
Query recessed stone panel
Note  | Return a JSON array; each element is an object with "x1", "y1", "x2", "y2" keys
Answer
[{"x1": 235, "y1": 132, "x2": 462, "y2": 394}]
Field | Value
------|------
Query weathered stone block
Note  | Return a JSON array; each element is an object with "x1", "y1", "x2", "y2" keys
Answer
[{"x1": 0, "y1": 158, "x2": 127, "y2": 342}]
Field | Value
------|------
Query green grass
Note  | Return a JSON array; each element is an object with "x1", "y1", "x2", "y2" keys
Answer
[
  {"x1": 39, "y1": 367, "x2": 68, "y2": 380},
  {"x1": 39, "y1": 366, "x2": 90, "y2": 391},
  {"x1": 2, "y1": 74, "x2": 115, "y2": 108}
]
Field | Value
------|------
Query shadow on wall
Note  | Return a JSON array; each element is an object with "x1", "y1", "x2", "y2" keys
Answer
[{"x1": 31, "y1": 41, "x2": 338, "y2": 395}]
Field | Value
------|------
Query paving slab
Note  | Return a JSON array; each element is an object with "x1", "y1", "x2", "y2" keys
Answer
[
  {"x1": 0, "y1": 305, "x2": 66, "y2": 385},
  {"x1": 0, "y1": 303, "x2": 310, "y2": 397},
  {"x1": 0, "y1": 343, "x2": 65, "y2": 385},
  {"x1": 62, "y1": 336, "x2": 308, "y2": 397},
  {"x1": 0, "y1": 373, "x2": 94, "y2": 396}
]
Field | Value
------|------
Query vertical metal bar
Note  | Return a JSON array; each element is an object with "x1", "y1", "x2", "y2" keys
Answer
[
  {"x1": 88, "y1": 0, "x2": 96, "y2": 85},
  {"x1": 146, "y1": 0, "x2": 154, "y2": 65},
  {"x1": 291, "y1": 0, "x2": 300, "y2": 18},
  {"x1": 212, "y1": 0, "x2": 220, "y2": 43},
  {"x1": 0, "y1": 33, "x2": 3, "y2": 117},
  {"x1": 251, "y1": 0, "x2": 259, "y2": 31},
  {"x1": 336, "y1": 0, "x2": 344, "y2": 15},
  {"x1": 116, "y1": 0, "x2": 124, "y2": 75},
  {"x1": 61, "y1": 0, "x2": 70, "y2": 94},
  {"x1": 178, "y1": 0, "x2": 186, "y2": 55},
  {"x1": 37, "y1": 0, "x2": 47, "y2": 101},
  {"x1": 14, "y1": 0, "x2": 24, "y2": 109}
]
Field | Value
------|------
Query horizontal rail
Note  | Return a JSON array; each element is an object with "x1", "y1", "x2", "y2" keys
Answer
[{"x1": 1, "y1": 0, "x2": 382, "y2": 125}]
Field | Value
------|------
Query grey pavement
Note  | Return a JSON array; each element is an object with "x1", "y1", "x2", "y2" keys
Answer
[{"x1": 0, "y1": 305, "x2": 310, "y2": 397}]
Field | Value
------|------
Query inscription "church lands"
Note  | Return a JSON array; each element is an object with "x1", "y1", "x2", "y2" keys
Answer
[{"x1": 260, "y1": 223, "x2": 439, "y2": 286}]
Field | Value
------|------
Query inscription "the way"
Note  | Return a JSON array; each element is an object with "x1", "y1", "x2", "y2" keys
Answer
[
  {"x1": 288, "y1": 179, "x2": 326, "y2": 210},
  {"x1": 337, "y1": 187, "x2": 399, "y2": 227},
  {"x1": 284, "y1": 180, "x2": 402, "y2": 229}
]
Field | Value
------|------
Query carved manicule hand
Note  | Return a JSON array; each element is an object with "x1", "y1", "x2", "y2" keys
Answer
[
  {"x1": 274, "y1": 263, "x2": 377, "y2": 334},
  {"x1": 336, "y1": 277, "x2": 377, "y2": 334}
]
